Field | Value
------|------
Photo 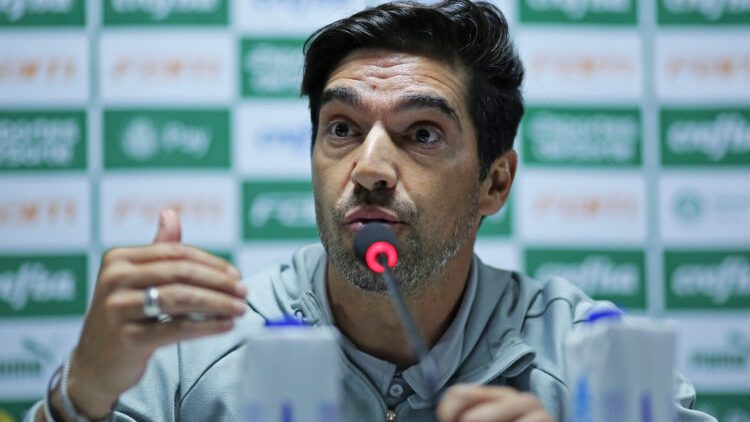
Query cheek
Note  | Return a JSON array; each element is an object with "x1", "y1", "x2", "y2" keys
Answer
[{"x1": 312, "y1": 149, "x2": 351, "y2": 205}]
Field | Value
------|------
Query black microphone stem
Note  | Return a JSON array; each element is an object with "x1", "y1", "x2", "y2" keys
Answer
[{"x1": 378, "y1": 255, "x2": 439, "y2": 396}]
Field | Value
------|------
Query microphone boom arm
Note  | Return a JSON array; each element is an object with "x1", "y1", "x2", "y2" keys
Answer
[{"x1": 379, "y1": 256, "x2": 439, "y2": 395}]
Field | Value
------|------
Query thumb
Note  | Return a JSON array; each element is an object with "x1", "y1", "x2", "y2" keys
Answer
[{"x1": 153, "y1": 208, "x2": 182, "y2": 243}]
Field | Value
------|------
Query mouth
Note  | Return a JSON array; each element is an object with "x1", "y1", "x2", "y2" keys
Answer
[{"x1": 344, "y1": 207, "x2": 404, "y2": 231}]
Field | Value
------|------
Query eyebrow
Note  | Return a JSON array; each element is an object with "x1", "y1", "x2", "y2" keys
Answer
[
  {"x1": 394, "y1": 94, "x2": 462, "y2": 131},
  {"x1": 319, "y1": 87, "x2": 462, "y2": 131},
  {"x1": 320, "y1": 86, "x2": 362, "y2": 109}
]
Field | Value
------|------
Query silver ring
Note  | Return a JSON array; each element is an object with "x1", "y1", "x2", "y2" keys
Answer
[{"x1": 143, "y1": 286, "x2": 162, "y2": 319}]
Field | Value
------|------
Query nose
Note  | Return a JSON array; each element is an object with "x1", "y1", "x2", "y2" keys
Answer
[{"x1": 350, "y1": 122, "x2": 398, "y2": 191}]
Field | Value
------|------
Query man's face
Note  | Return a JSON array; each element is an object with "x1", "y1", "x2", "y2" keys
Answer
[{"x1": 312, "y1": 49, "x2": 484, "y2": 295}]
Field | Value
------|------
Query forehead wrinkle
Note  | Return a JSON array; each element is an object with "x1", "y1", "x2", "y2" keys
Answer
[{"x1": 323, "y1": 50, "x2": 471, "y2": 129}]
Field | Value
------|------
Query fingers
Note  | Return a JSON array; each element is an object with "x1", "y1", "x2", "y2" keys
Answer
[
  {"x1": 105, "y1": 259, "x2": 245, "y2": 297},
  {"x1": 107, "y1": 284, "x2": 247, "y2": 322},
  {"x1": 459, "y1": 393, "x2": 542, "y2": 422},
  {"x1": 516, "y1": 411, "x2": 554, "y2": 422},
  {"x1": 438, "y1": 385, "x2": 549, "y2": 422},
  {"x1": 438, "y1": 385, "x2": 514, "y2": 422},
  {"x1": 121, "y1": 317, "x2": 236, "y2": 350},
  {"x1": 153, "y1": 209, "x2": 182, "y2": 243},
  {"x1": 108, "y1": 242, "x2": 236, "y2": 274}
]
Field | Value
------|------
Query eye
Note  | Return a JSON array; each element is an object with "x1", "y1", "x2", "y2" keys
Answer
[
  {"x1": 327, "y1": 121, "x2": 358, "y2": 138},
  {"x1": 411, "y1": 126, "x2": 442, "y2": 145}
]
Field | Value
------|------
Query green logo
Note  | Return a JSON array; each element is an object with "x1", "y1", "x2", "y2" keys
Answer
[
  {"x1": 0, "y1": 255, "x2": 87, "y2": 317},
  {"x1": 525, "y1": 248, "x2": 646, "y2": 309},
  {"x1": 103, "y1": 0, "x2": 227, "y2": 25},
  {"x1": 519, "y1": 0, "x2": 637, "y2": 24},
  {"x1": 478, "y1": 197, "x2": 512, "y2": 237},
  {"x1": 522, "y1": 107, "x2": 641, "y2": 167},
  {"x1": 0, "y1": 111, "x2": 86, "y2": 171},
  {"x1": 665, "y1": 250, "x2": 750, "y2": 309},
  {"x1": 661, "y1": 108, "x2": 750, "y2": 166},
  {"x1": 242, "y1": 180, "x2": 318, "y2": 240},
  {"x1": 658, "y1": 0, "x2": 750, "y2": 25},
  {"x1": 695, "y1": 393, "x2": 750, "y2": 422},
  {"x1": 0, "y1": 400, "x2": 37, "y2": 421},
  {"x1": 0, "y1": 338, "x2": 54, "y2": 379},
  {"x1": 0, "y1": 0, "x2": 84, "y2": 26},
  {"x1": 104, "y1": 109, "x2": 230, "y2": 169},
  {"x1": 691, "y1": 330, "x2": 749, "y2": 372},
  {"x1": 240, "y1": 38, "x2": 305, "y2": 98},
  {"x1": 674, "y1": 191, "x2": 704, "y2": 221}
]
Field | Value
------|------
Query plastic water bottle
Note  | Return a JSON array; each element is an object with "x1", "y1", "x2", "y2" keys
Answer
[
  {"x1": 241, "y1": 317, "x2": 341, "y2": 422},
  {"x1": 565, "y1": 307, "x2": 677, "y2": 422}
]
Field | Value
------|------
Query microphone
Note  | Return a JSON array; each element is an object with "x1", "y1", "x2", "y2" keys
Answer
[
  {"x1": 353, "y1": 223, "x2": 438, "y2": 396},
  {"x1": 353, "y1": 222, "x2": 399, "y2": 273}
]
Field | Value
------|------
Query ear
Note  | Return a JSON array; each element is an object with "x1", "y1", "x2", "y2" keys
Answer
[{"x1": 478, "y1": 149, "x2": 517, "y2": 217}]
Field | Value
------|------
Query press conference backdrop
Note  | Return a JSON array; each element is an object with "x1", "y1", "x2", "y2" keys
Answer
[{"x1": 0, "y1": 0, "x2": 748, "y2": 419}]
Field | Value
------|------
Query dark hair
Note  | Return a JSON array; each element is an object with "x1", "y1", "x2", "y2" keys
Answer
[{"x1": 301, "y1": 0, "x2": 524, "y2": 179}]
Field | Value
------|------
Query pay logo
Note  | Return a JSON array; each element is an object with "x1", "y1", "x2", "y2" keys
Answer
[{"x1": 104, "y1": 109, "x2": 230, "y2": 169}]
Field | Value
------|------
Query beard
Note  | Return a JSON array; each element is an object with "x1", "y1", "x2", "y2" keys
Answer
[{"x1": 315, "y1": 184, "x2": 479, "y2": 296}]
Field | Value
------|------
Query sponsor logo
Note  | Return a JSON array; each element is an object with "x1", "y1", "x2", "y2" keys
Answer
[
  {"x1": 104, "y1": 109, "x2": 230, "y2": 169},
  {"x1": 525, "y1": 249, "x2": 646, "y2": 309},
  {"x1": 660, "y1": 176, "x2": 750, "y2": 243},
  {"x1": 666, "y1": 251, "x2": 750, "y2": 309},
  {"x1": 530, "y1": 54, "x2": 635, "y2": 78},
  {"x1": 0, "y1": 338, "x2": 54, "y2": 379},
  {"x1": 0, "y1": 36, "x2": 88, "y2": 104},
  {"x1": 100, "y1": 34, "x2": 232, "y2": 103},
  {"x1": 691, "y1": 330, "x2": 749, "y2": 371},
  {"x1": 520, "y1": 173, "x2": 646, "y2": 242},
  {"x1": 0, "y1": 0, "x2": 83, "y2": 26},
  {"x1": 0, "y1": 198, "x2": 77, "y2": 227},
  {"x1": 673, "y1": 190, "x2": 704, "y2": 221},
  {"x1": 103, "y1": 0, "x2": 227, "y2": 25},
  {"x1": 520, "y1": 32, "x2": 641, "y2": 101},
  {"x1": 656, "y1": 33, "x2": 749, "y2": 101},
  {"x1": 0, "y1": 400, "x2": 36, "y2": 421},
  {"x1": 696, "y1": 393, "x2": 750, "y2": 422},
  {"x1": 257, "y1": 123, "x2": 309, "y2": 151},
  {"x1": 110, "y1": 56, "x2": 222, "y2": 81},
  {"x1": 661, "y1": 108, "x2": 750, "y2": 166},
  {"x1": 234, "y1": 0, "x2": 357, "y2": 33},
  {"x1": 658, "y1": 0, "x2": 750, "y2": 25},
  {"x1": 100, "y1": 176, "x2": 234, "y2": 246},
  {"x1": 243, "y1": 180, "x2": 318, "y2": 240},
  {"x1": 533, "y1": 193, "x2": 639, "y2": 219},
  {"x1": 0, "y1": 255, "x2": 87, "y2": 317},
  {"x1": 241, "y1": 38, "x2": 305, "y2": 98},
  {"x1": 112, "y1": 198, "x2": 224, "y2": 224},
  {"x1": 236, "y1": 102, "x2": 312, "y2": 177},
  {"x1": 665, "y1": 55, "x2": 750, "y2": 80},
  {"x1": 0, "y1": 56, "x2": 77, "y2": 83},
  {"x1": 0, "y1": 110, "x2": 86, "y2": 171},
  {"x1": 520, "y1": 0, "x2": 636, "y2": 24},
  {"x1": 522, "y1": 107, "x2": 641, "y2": 166}
]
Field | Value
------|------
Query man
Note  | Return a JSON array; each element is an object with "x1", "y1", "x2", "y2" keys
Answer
[{"x1": 29, "y1": 1, "x2": 714, "y2": 421}]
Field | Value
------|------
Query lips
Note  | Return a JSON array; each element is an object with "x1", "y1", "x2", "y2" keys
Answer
[{"x1": 344, "y1": 206, "x2": 403, "y2": 230}]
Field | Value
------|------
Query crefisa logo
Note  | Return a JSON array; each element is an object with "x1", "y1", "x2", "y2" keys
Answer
[
  {"x1": 660, "y1": 0, "x2": 750, "y2": 23},
  {"x1": 522, "y1": 0, "x2": 634, "y2": 20},
  {"x1": 669, "y1": 253, "x2": 750, "y2": 307},
  {"x1": 664, "y1": 110, "x2": 750, "y2": 164}
]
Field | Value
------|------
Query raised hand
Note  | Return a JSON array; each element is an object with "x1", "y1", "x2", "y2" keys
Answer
[{"x1": 59, "y1": 209, "x2": 247, "y2": 419}]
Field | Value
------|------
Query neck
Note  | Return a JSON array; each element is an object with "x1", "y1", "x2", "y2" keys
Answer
[{"x1": 326, "y1": 243, "x2": 474, "y2": 369}]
